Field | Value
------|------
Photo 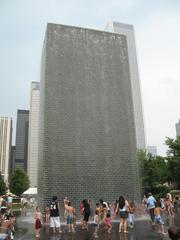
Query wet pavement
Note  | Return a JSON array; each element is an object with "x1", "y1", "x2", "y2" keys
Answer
[{"x1": 14, "y1": 210, "x2": 180, "y2": 240}]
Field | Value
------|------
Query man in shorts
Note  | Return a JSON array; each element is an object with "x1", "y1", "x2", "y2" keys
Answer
[
  {"x1": 147, "y1": 193, "x2": 157, "y2": 225},
  {"x1": 50, "y1": 196, "x2": 62, "y2": 233}
]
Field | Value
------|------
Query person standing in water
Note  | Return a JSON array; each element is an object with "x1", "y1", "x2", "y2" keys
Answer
[
  {"x1": 34, "y1": 207, "x2": 42, "y2": 238},
  {"x1": 50, "y1": 196, "x2": 62, "y2": 233}
]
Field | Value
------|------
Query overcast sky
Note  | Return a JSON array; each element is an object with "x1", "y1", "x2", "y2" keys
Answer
[{"x1": 0, "y1": 0, "x2": 180, "y2": 155}]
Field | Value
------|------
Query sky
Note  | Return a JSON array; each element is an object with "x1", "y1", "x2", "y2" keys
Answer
[{"x1": 0, "y1": 0, "x2": 180, "y2": 155}]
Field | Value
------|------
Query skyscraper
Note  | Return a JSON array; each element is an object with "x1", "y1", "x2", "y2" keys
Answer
[
  {"x1": 9, "y1": 146, "x2": 16, "y2": 177},
  {"x1": 105, "y1": 22, "x2": 146, "y2": 150},
  {"x1": 175, "y1": 119, "x2": 180, "y2": 136},
  {"x1": 28, "y1": 82, "x2": 40, "y2": 187},
  {"x1": 0, "y1": 117, "x2": 12, "y2": 184},
  {"x1": 15, "y1": 110, "x2": 29, "y2": 172},
  {"x1": 38, "y1": 23, "x2": 141, "y2": 207},
  {"x1": 147, "y1": 145, "x2": 157, "y2": 157}
]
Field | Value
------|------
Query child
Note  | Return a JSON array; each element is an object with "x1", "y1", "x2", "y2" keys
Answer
[
  {"x1": 35, "y1": 207, "x2": 42, "y2": 238},
  {"x1": 104, "y1": 212, "x2": 112, "y2": 233},
  {"x1": 110, "y1": 202, "x2": 116, "y2": 219},
  {"x1": 79, "y1": 201, "x2": 84, "y2": 228},
  {"x1": 93, "y1": 210, "x2": 99, "y2": 238},
  {"x1": 45, "y1": 205, "x2": 50, "y2": 225},
  {"x1": 154, "y1": 201, "x2": 166, "y2": 235},
  {"x1": 64, "y1": 197, "x2": 69, "y2": 223},
  {"x1": 128, "y1": 201, "x2": 135, "y2": 228},
  {"x1": 64, "y1": 200, "x2": 76, "y2": 233},
  {"x1": 1, "y1": 212, "x2": 15, "y2": 239}
]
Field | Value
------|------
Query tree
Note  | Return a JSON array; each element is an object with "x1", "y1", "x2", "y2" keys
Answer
[
  {"x1": 9, "y1": 168, "x2": 30, "y2": 196},
  {"x1": 0, "y1": 173, "x2": 6, "y2": 195},
  {"x1": 165, "y1": 136, "x2": 180, "y2": 156},
  {"x1": 165, "y1": 136, "x2": 180, "y2": 189},
  {"x1": 137, "y1": 149, "x2": 168, "y2": 196}
]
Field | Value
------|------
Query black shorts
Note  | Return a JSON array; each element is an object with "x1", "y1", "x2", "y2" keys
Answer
[
  {"x1": 120, "y1": 211, "x2": 128, "y2": 219},
  {"x1": 84, "y1": 211, "x2": 90, "y2": 222}
]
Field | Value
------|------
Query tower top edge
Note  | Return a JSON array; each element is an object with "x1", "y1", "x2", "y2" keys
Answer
[{"x1": 45, "y1": 22, "x2": 130, "y2": 37}]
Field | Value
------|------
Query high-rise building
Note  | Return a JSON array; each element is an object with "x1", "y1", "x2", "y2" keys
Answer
[
  {"x1": 147, "y1": 145, "x2": 157, "y2": 157},
  {"x1": 28, "y1": 82, "x2": 40, "y2": 187},
  {"x1": 0, "y1": 117, "x2": 12, "y2": 184},
  {"x1": 175, "y1": 119, "x2": 180, "y2": 136},
  {"x1": 9, "y1": 146, "x2": 16, "y2": 177},
  {"x1": 38, "y1": 23, "x2": 141, "y2": 208},
  {"x1": 15, "y1": 110, "x2": 29, "y2": 172},
  {"x1": 105, "y1": 22, "x2": 146, "y2": 150}
]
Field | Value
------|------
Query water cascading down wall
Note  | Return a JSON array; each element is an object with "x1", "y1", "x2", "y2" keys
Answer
[{"x1": 38, "y1": 23, "x2": 141, "y2": 210}]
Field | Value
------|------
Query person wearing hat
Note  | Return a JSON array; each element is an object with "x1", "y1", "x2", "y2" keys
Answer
[{"x1": 50, "y1": 196, "x2": 62, "y2": 233}]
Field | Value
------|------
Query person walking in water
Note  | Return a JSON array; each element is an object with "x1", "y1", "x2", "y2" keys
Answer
[
  {"x1": 45, "y1": 205, "x2": 50, "y2": 225},
  {"x1": 128, "y1": 201, "x2": 135, "y2": 228},
  {"x1": 50, "y1": 196, "x2": 62, "y2": 233},
  {"x1": 104, "y1": 212, "x2": 112, "y2": 233},
  {"x1": 82, "y1": 199, "x2": 90, "y2": 230},
  {"x1": 34, "y1": 207, "x2": 42, "y2": 238},
  {"x1": 64, "y1": 198, "x2": 76, "y2": 232},
  {"x1": 147, "y1": 193, "x2": 157, "y2": 225},
  {"x1": 93, "y1": 210, "x2": 99, "y2": 238},
  {"x1": 115, "y1": 196, "x2": 129, "y2": 233},
  {"x1": 154, "y1": 201, "x2": 167, "y2": 235}
]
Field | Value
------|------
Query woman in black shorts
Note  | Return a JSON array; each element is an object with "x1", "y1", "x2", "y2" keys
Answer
[
  {"x1": 82, "y1": 199, "x2": 90, "y2": 230},
  {"x1": 115, "y1": 196, "x2": 129, "y2": 233}
]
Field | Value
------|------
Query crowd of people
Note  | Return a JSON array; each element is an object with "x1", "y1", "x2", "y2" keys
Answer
[
  {"x1": 0, "y1": 195, "x2": 16, "y2": 240},
  {"x1": 34, "y1": 192, "x2": 180, "y2": 239},
  {"x1": 0, "y1": 194, "x2": 35, "y2": 239},
  {"x1": 0, "y1": 192, "x2": 179, "y2": 239}
]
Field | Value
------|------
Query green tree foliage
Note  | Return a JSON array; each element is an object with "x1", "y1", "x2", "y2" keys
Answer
[
  {"x1": 165, "y1": 136, "x2": 180, "y2": 188},
  {"x1": 137, "y1": 149, "x2": 168, "y2": 196},
  {"x1": 138, "y1": 136, "x2": 180, "y2": 197},
  {"x1": 9, "y1": 168, "x2": 30, "y2": 196},
  {"x1": 165, "y1": 136, "x2": 180, "y2": 156},
  {"x1": 0, "y1": 173, "x2": 6, "y2": 195}
]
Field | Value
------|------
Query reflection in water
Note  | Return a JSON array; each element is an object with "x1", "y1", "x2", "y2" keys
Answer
[
  {"x1": 104, "y1": 234, "x2": 113, "y2": 240},
  {"x1": 118, "y1": 233, "x2": 128, "y2": 240}
]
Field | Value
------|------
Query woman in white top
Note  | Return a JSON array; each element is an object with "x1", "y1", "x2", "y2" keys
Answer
[{"x1": 115, "y1": 196, "x2": 129, "y2": 233}]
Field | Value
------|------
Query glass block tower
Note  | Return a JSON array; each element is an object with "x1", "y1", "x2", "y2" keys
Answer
[{"x1": 38, "y1": 23, "x2": 141, "y2": 209}]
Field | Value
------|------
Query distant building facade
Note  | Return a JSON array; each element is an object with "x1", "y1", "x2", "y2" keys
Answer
[
  {"x1": 28, "y1": 82, "x2": 40, "y2": 187},
  {"x1": 105, "y1": 22, "x2": 146, "y2": 150},
  {"x1": 175, "y1": 119, "x2": 180, "y2": 136},
  {"x1": 147, "y1": 145, "x2": 157, "y2": 157},
  {"x1": 38, "y1": 23, "x2": 141, "y2": 208},
  {"x1": 9, "y1": 146, "x2": 16, "y2": 177},
  {"x1": 15, "y1": 110, "x2": 29, "y2": 172},
  {"x1": 0, "y1": 117, "x2": 12, "y2": 184}
]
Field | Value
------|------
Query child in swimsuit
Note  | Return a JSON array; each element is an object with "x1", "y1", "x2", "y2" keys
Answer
[
  {"x1": 104, "y1": 212, "x2": 112, "y2": 233},
  {"x1": 154, "y1": 201, "x2": 166, "y2": 235},
  {"x1": 45, "y1": 205, "x2": 50, "y2": 225},
  {"x1": 35, "y1": 207, "x2": 42, "y2": 238}
]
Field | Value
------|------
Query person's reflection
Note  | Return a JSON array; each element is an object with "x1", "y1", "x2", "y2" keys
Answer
[
  {"x1": 118, "y1": 232, "x2": 128, "y2": 240},
  {"x1": 47, "y1": 235, "x2": 58, "y2": 240},
  {"x1": 169, "y1": 215, "x2": 175, "y2": 227},
  {"x1": 129, "y1": 232, "x2": 136, "y2": 240},
  {"x1": 104, "y1": 233, "x2": 113, "y2": 240}
]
